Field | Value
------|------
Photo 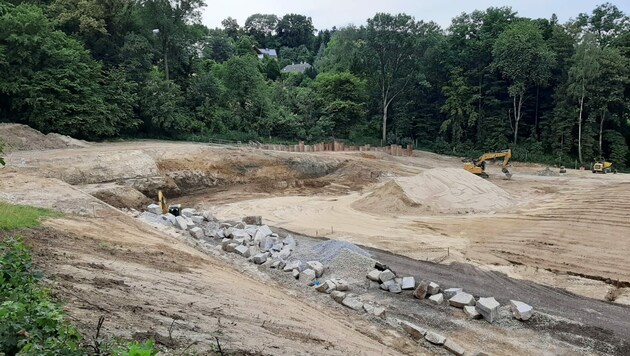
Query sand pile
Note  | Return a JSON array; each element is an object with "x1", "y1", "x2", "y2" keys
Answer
[
  {"x1": 537, "y1": 167, "x2": 560, "y2": 177},
  {"x1": 0, "y1": 123, "x2": 89, "y2": 152},
  {"x1": 354, "y1": 168, "x2": 515, "y2": 214}
]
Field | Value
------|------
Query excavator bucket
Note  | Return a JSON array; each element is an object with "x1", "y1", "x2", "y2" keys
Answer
[{"x1": 502, "y1": 168, "x2": 512, "y2": 180}]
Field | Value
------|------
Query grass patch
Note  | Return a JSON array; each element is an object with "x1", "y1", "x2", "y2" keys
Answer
[{"x1": 0, "y1": 202, "x2": 61, "y2": 230}]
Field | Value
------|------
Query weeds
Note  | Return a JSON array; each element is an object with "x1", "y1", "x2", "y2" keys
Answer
[{"x1": 0, "y1": 202, "x2": 60, "y2": 230}]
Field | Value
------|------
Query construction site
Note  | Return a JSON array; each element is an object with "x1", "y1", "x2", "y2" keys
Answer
[{"x1": 1, "y1": 123, "x2": 629, "y2": 355}]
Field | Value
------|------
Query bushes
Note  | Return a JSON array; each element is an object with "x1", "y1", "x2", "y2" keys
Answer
[{"x1": 0, "y1": 236, "x2": 82, "y2": 355}]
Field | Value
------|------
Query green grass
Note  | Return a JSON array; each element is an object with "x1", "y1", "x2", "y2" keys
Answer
[{"x1": 0, "y1": 202, "x2": 61, "y2": 230}]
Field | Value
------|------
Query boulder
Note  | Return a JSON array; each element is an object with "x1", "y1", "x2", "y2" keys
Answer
[
  {"x1": 428, "y1": 293, "x2": 444, "y2": 305},
  {"x1": 342, "y1": 296, "x2": 364, "y2": 311},
  {"x1": 400, "y1": 320, "x2": 426, "y2": 340},
  {"x1": 510, "y1": 300, "x2": 533, "y2": 321},
  {"x1": 389, "y1": 283, "x2": 402, "y2": 294},
  {"x1": 373, "y1": 307, "x2": 386, "y2": 318},
  {"x1": 331, "y1": 278, "x2": 349, "y2": 291},
  {"x1": 162, "y1": 213, "x2": 177, "y2": 225},
  {"x1": 189, "y1": 227, "x2": 204, "y2": 239},
  {"x1": 316, "y1": 280, "x2": 337, "y2": 293},
  {"x1": 174, "y1": 216, "x2": 188, "y2": 230},
  {"x1": 202, "y1": 210, "x2": 216, "y2": 222},
  {"x1": 427, "y1": 282, "x2": 440, "y2": 295},
  {"x1": 444, "y1": 339, "x2": 466, "y2": 356},
  {"x1": 401, "y1": 276, "x2": 416, "y2": 290},
  {"x1": 443, "y1": 288, "x2": 463, "y2": 300},
  {"x1": 425, "y1": 331, "x2": 446, "y2": 345},
  {"x1": 184, "y1": 217, "x2": 196, "y2": 230},
  {"x1": 254, "y1": 225, "x2": 273, "y2": 240},
  {"x1": 242, "y1": 215, "x2": 262, "y2": 225},
  {"x1": 234, "y1": 245, "x2": 250, "y2": 257},
  {"x1": 147, "y1": 203, "x2": 162, "y2": 215},
  {"x1": 331, "y1": 291, "x2": 346, "y2": 303},
  {"x1": 277, "y1": 246, "x2": 291, "y2": 260},
  {"x1": 181, "y1": 208, "x2": 196, "y2": 217},
  {"x1": 260, "y1": 236, "x2": 276, "y2": 252},
  {"x1": 464, "y1": 306, "x2": 481, "y2": 320},
  {"x1": 379, "y1": 269, "x2": 396, "y2": 282},
  {"x1": 252, "y1": 253, "x2": 268, "y2": 265},
  {"x1": 307, "y1": 261, "x2": 325, "y2": 277},
  {"x1": 292, "y1": 269, "x2": 300, "y2": 279},
  {"x1": 476, "y1": 297, "x2": 500, "y2": 323},
  {"x1": 283, "y1": 260, "x2": 304, "y2": 272},
  {"x1": 449, "y1": 292, "x2": 475, "y2": 308},
  {"x1": 366, "y1": 269, "x2": 381, "y2": 282},
  {"x1": 299, "y1": 269, "x2": 317, "y2": 286},
  {"x1": 190, "y1": 216, "x2": 204, "y2": 225},
  {"x1": 380, "y1": 280, "x2": 397, "y2": 291},
  {"x1": 414, "y1": 280, "x2": 429, "y2": 299},
  {"x1": 283, "y1": 235, "x2": 297, "y2": 250}
]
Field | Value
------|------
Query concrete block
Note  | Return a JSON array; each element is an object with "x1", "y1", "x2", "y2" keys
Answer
[
  {"x1": 380, "y1": 280, "x2": 397, "y2": 291},
  {"x1": 189, "y1": 227, "x2": 204, "y2": 239},
  {"x1": 234, "y1": 245, "x2": 250, "y2": 257},
  {"x1": 331, "y1": 278, "x2": 349, "y2": 291},
  {"x1": 400, "y1": 320, "x2": 426, "y2": 340},
  {"x1": 449, "y1": 292, "x2": 475, "y2": 308},
  {"x1": 443, "y1": 288, "x2": 463, "y2": 300},
  {"x1": 428, "y1": 293, "x2": 443, "y2": 305},
  {"x1": 307, "y1": 261, "x2": 324, "y2": 277},
  {"x1": 510, "y1": 300, "x2": 533, "y2": 321},
  {"x1": 181, "y1": 208, "x2": 196, "y2": 217},
  {"x1": 299, "y1": 269, "x2": 317, "y2": 286},
  {"x1": 331, "y1": 291, "x2": 346, "y2": 303},
  {"x1": 414, "y1": 280, "x2": 429, "y2": 299},
  {"x1": 147, "y1": 204, "x2": 162, "y2": 215},
  {"x1": 464, "y1": 306, "x2": 481, "y2": 319},
  {"x1": 427, "y1": 282, "x2": 440, "y2": 295},
  {"x1": 425, "y1": 331, "x2": 446, "y2": 345},
  {"x1": 401, "y1": 276, "x2": 416, "y2": 290},
  {"x1": 379, "y1": 269, "x2": 396, "y2": 282},
  {"x1": 174, "y1": 216, "x2": 188, "y2": 230},
  {"x1": 367, "y1": 269, "x2": 381, "y2": 281},
  {"x1": 231, "y1": 229, "x2": 251, "y2": 240},
  {"x1": 444, "y1": 339, "x2": 465, "y2": 355},
  {"x1": 342, "y1": 297, "x2": 363, "y2": 311},
  {"x1": 260, "y1": 236, "x2": 276, "y2": 252},
  {"x1": 283, "y1": 260, "x2": 304, "y2": 272},
  {"x1": 389, "y1": 283, "x2": 402, "y2": 293},
  {"x1": 476, "y1": 297, "x2": 500, "y2": 323},
  {"x1": 316, "y1": 280, "x2": 336, "y2": 293},
  {"x1": 252, "y1": 253, "x2": 268, "y2": 264}
]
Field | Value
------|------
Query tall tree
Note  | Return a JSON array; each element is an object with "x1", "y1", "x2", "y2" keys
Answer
[
  {"x1": 493, "y1": 20, "x2": 555, "y2": 144},
  {"x1": 567, "y1": 35, "x2": 601, "y2": 164},
  {"x1": 441, "y1": 68, "x2": 480, "y2": 143},
  {"x1": 366, "y1": 13, "x2": 421, "y2": 144},
  {"x1": 221, "y1": 17, "x2": 240, "y2": 39},
  {"x1": 276, "y1": 14, "x2": 315, "y2": 48},
  {"x1": 244, "y1": 14, "x2": 278, "y2": 47}
]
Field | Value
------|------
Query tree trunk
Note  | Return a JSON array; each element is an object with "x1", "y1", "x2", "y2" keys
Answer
[
  {"x1": 513, "y1": 94, "x2": 523, "y2": 145},
  {"x1": 164, "y1": 50, "x2": 169, "y2": 80},
  {"x1": 599, "y1": 110, "x2": 605, "y2": 157},
  {"x1": 578, "y1": 90, "x2": 584, "y2": 164},
  {"x1": 534, "y1": 85, "x2": 540, "y2": 140},
  {"x1": 382, "y1": 101, "x2": 388, "y2": 144}
]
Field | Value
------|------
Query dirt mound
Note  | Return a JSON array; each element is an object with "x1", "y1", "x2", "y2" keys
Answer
[
  {"x1": 537, "y1": 167, "x2": 560, "y2": 177},
  {"x1": 0, "y1": 123, "x2": 89, "y2": 152},
  {"x1": 354, "y1": 168, "x2": 514, "y2": 214}
]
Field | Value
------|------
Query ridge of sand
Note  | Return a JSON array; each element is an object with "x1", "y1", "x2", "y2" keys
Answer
[{"x1": 354, "y1": 168, "x2": 514, "y2": 214}]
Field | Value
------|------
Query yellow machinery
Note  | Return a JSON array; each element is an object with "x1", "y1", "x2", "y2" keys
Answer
[
  {"x1": 158, "y1": 190, "x2": 168, "y2": 214},
  {"x1": 464, "y1": 149, "x2": 512, "y2": 179},
  {"x1": 592, "y1": 160, "x2": 614, "y2": 174}
]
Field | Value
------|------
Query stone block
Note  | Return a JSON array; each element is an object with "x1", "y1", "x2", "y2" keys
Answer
[
  {"x1": 189, "y1": 227, "x2": 204, "y2": 239},
  {"x1": 427, "y1": 282, "x2": 440, "y2": 295},
  {"x1": 428, "y1": 293, "x2": 443, "y2": 305},
  {"x1": 299, "y1": 269, "x2": 317, "y2": 286},
  {"x1": 252, "y1": 253, "x2": 268, "y2": 264},
  {"x1": 379, "y1": 269, "x2": 396, "y2": 282},
  {"x1": 147, "y1": 204, "x2": 162, "y2": 215},
  {"x1": 367, "y1": 269, "x2": 381, "y2": 281},
  {"x1": 331, "y1": 291, "x2": 346, "y2": 303},
  {"x1": 414, "y1": 280, "x2": 429, "y2": 299},
  {"x1": 307, "y1": 261, "x2": 324, "y2": 277},
  {"x1": 444, "y1": 339, "x2": 465, "y2": 356},
  {"x1": 181, "y1": 208, "x2": 196, "y2": 217},
  {"x1": 510, "y1": 300, "x2": 533, "y2": 321},
  {"x1": 449, "y1": 292, "x2": 475, "y2": 308},
  {"x1": 342, "y1": 296, "x2": 363, "y2": 311},
  {"x1": 331, "y1": 278, "x2": 349, "y2": 291},
  {"x1": 476, "y1": 297, "x2": 500, "y2": 323},
  {"x1": 443, "y1": 288, "x2": 463, "y2": 300},
  {"x1": 401, "y1": 276, "x2": 415, "y2": 290},
  {"x1": 389, "y1": 283, "x2": 402, "y2": 293},
  {"x1": 242, "y1": 215, "x2": 262, "y2": 225},
  {"x1": 464, "y1": 306, "x2": 481, "y2": 319},
  {"x1": 400, "y1": 320, "x2": 427, "y2": 340},
  {"x1": 425, "y1": 331, "x2": 446, "y2": 345},
  {"x1": 254, "y1": 225, "x2": 273, "y2": 240},
  {"x1": 316, "y1": 280, "x2": 336, "y2": 293},
  {"x1": 380, "y1": 280, "x2": 397, "y2": 291},
  {"x1": 234, "y1": 245, "x2": 250, "y2": 257},
  {"x1": 174, "y1": 216, "x2": 188, "y2": 230}
]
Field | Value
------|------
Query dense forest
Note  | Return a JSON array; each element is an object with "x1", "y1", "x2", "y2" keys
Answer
[{"x1": 1, "y1": 1, "x2": 629, "y2": 168}]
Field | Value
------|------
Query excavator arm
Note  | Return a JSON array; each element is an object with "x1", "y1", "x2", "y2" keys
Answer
[{"x1": 464, "y1": 149, "x2": 512, "y2": 179}]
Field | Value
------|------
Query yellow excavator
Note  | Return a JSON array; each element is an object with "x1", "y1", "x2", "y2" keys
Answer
[{"x1": 464, "y1": 149, "x2": 512, "y2": 179}]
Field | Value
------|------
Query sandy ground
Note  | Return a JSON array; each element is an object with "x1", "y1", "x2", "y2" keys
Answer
[{"x1": 2, "y1": 135, "x2": 630, "y2": 354}]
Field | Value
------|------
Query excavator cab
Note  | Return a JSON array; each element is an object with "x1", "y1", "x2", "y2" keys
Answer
[{"x1": 464, "y1": 149, "x2": 512, "y2": 179}]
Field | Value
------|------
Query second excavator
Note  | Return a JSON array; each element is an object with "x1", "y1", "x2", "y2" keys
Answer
[{"x1": 464, "y1": 149, "x2": 512, "y2": 179}]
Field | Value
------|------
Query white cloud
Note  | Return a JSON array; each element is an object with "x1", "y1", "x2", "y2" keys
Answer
[{"x1": 201, "y1": 0, "x2": 630, "y2": 31}]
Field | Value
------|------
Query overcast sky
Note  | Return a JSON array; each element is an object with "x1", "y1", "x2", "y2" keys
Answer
[{"x1": 201, "y1": 0, "x2": 630, "y2": 31}]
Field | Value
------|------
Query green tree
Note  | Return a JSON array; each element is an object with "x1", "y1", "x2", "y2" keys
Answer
[
  {"x1": 276, "y1": 14, "x2": 315, "y2": 48},
  {"x1": 567, "y1": 34, "x2": 601, "y2": 164},
  {"x1": 203, "y1": 29, "x2": 235, "y2": 62},
  {"x1": 244, "y1": 13, "x2": 278, "y2": 47},
  {"x1": 572, "y1": 3, "x2": 630, "y2": 46},
  {"x1": 604, "y1": 130, "x2": 629, "y2": 167},
  {"x1": 313, "y1": 72, "x2": 367, "y2": 136},
  {"x1": 493, "y1": 20, "x2": 555, "y2": 144},
  {"x1": 221, "y1": 16, "x2": 240, "y2": 39},
  {"x1": 366, "y1": 13, "x2": 421, "y2": 144},
  {"x1": 441, "y1": 68, "x2": 480, "y2": 143}
]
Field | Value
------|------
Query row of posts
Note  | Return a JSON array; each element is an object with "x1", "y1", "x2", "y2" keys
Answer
[{"x1": 258, "y1": 141, "x2": 414, "y2": 157}]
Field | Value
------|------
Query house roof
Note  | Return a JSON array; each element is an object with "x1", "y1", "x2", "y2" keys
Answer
[
  {"x1": 281, "y1": 62, "x2": 312, "y2": 73},
  {"x1": 253, "y1": 47, "x2": 277, "y2": 58}
]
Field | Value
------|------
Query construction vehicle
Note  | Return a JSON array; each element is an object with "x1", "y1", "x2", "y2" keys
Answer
[
  {"x1": 464, "y1": 149, "x2": 512, "y2": 179},
  {"x1": 592, "y1": 159, "x2": 616, "y2": 174},
  {"x1": 158, "y1": 190, "x2": 181, "y2": 216}
]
